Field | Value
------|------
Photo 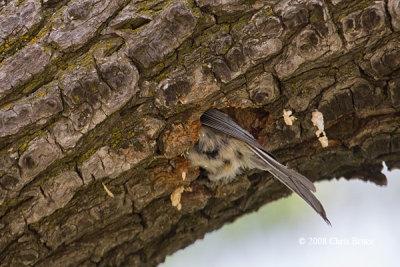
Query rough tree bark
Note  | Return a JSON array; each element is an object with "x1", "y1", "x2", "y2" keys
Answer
[{"x1": 0, "y1": 0, "x2": 399, "y2": 266}]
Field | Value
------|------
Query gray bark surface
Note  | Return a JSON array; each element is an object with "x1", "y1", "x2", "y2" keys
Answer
[{"x1": 0, "y1": 0, "x2": 399, "y2": 266}]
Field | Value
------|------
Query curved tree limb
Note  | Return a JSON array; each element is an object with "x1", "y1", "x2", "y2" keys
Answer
[{"x1": 0, "y1": 0, "x2": 400, "y2": 266}]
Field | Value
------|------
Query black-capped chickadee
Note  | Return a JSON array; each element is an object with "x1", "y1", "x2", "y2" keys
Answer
[{"x1": 186, "y1": 108, "x2": 330, "y2": 225}]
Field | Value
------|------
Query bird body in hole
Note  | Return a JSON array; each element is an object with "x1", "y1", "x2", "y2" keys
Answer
[{"x1": 186, "y1": 108, "x2": 330, "y2": 225}]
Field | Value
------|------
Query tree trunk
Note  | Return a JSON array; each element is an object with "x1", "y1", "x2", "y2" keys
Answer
[{"x1": 0, "y1": 0, "x2": 399, "y2": 266}]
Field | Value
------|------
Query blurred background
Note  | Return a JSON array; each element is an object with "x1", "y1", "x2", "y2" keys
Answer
[{"x1": 161, "y1": 164, "x2": 400, "y2": 267}]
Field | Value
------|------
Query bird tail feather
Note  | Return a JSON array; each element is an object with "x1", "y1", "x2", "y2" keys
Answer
[{"x1": 248, "y1": 145, "x2": 331, "y2": 225}]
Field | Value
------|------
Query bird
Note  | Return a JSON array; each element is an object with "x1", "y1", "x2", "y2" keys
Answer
[{"x1": 186, "y1": 108, "x2": 330, "y2": 225}]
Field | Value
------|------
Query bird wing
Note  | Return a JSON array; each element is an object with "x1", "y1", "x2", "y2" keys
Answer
[
  {"x1": 200, "y1": 108, "x2": 264, "y2": 149},
  {"x1": 200, "y1": 108, "x2": 330, "y2": 225}
]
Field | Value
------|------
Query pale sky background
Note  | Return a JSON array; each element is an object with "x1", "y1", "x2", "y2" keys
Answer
[{"x1": 161, "y1": 164, "x2": 400, "y2": 267}]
